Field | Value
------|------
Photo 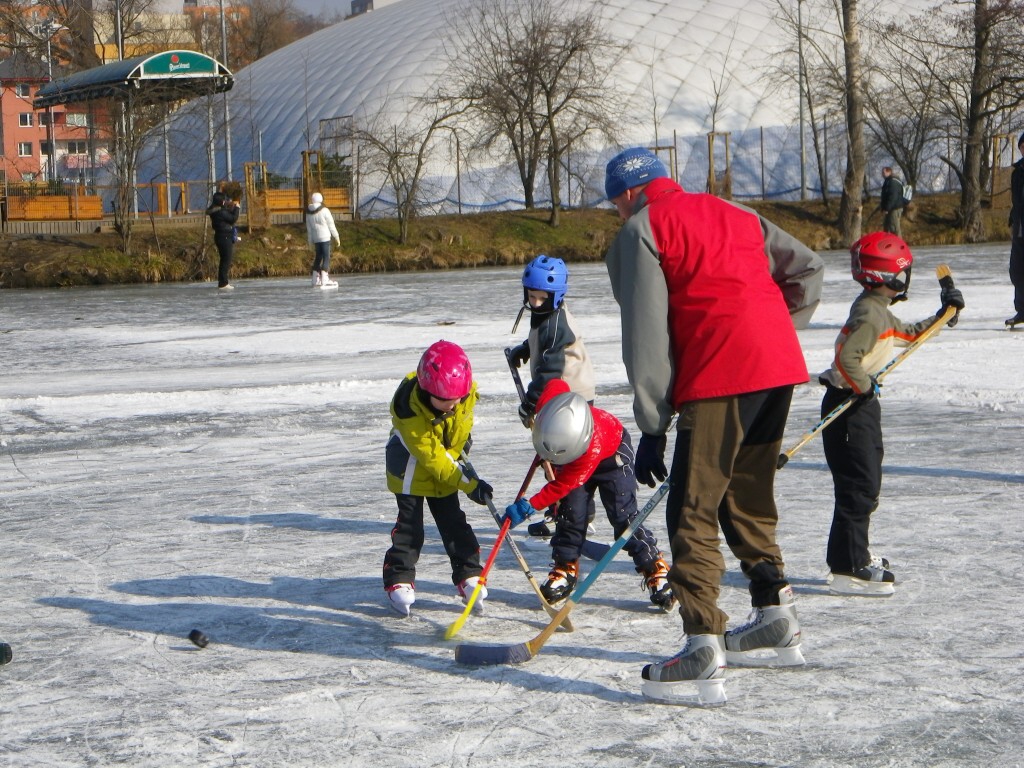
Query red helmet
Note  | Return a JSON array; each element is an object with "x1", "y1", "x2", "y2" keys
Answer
[
  {"x1": 416, "y1": 341, "x2": 472, "y2": 399},
  {"x1": 850, "y1": 232, "x2": 913, "y2": 292}
]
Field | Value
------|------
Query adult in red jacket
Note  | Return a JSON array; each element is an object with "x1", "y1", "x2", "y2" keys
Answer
[
  {"x1": 603, "y1": 147, "x2": 824, "y2": 705},
  {"x1": 503, "y1": 379, "x2": 672, "y2": 609}
]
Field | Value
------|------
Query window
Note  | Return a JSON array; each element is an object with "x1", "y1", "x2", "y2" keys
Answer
[
  {"x1": 15, "y1": 84, "x2": 31, "y2": 98},
  {"x1": 19, "y1": 113, "x2": 33, "y2": 127},
  {"x1": 66, "y1": 113, "x2": 88, "y2": 128},
  {"x1": 18, "y1": 142, "x2": 33, "y2": 157},
  {"x1": 40, "y1": 141, "x2": 51, "y2": 155},
  {"x1": 68, "y1": 141, "x2": 88, "y2": 155},
  {"x1": 39, "y1": 112, "x2": 50, "y2": 126}
]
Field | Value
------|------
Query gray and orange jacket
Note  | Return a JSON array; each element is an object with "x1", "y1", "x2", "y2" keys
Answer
[
  {"x1": 819, "y1": 290, "x2": 937, "y2": 394},
  {"x1": 604, "y1": 176, "x2": 824, "y2": 435}
]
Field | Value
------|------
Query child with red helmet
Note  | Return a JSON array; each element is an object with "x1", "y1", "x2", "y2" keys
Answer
[
  {"x1": 501, "y1": 379, "x2": 674, "y2": 610},
  {"x1": 383, "y1": 341, "x2": 494, "y2": 616},
  {"x1": 818, "y1": 233, "x2": 964, "y2": 596}
]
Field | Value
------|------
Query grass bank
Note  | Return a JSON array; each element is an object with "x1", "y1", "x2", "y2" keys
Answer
[{"x1": 0, "y1": 193, "x2": 1010, "y2": 289}]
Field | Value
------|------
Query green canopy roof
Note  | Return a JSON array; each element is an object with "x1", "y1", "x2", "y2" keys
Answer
[{"x1": 34, "y1": 50, "x2": 232, "y2": 108}]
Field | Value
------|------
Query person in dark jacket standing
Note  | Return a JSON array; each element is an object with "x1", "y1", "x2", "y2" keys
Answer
[
  {"x1": 880, "y1": 166, "x2": 904, "y2": 238},
  {"x1": 602, "y1": 147, "x2": 824, "y2": 706},
  {"x1": 206, "y1": 191, "x2": 239, "y2": 290},
  {"x1": 1007, "y1": 132, "x2": 1024, "y2": 326}
]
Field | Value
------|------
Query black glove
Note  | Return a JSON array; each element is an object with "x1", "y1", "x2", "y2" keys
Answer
[
  {"x1": 856, "y1": 377, "x2": 881, "y2": 402},
  {"x1": 634, "y1": 433, "x2": 667, "y2": 488},
  {"x1": 518, "y1": 401, "x2": 535, "y2": 428},
  {"x1": 940, "y1": 285, "x2": 965, "y2": 312},
  {"x1": 509, "y1": 343, "x2": 530, "y2": 367},
  {"x1": 468, "y1": 478, "x2": 493, "y2": 506}
]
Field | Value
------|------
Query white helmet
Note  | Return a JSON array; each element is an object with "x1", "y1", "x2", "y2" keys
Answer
[
  {"x1": 532, "y1": 392, "x2": 593, "y2": 464},
  {"x1": 310, "y1": 192, "x2": 324, "y2": 205}
]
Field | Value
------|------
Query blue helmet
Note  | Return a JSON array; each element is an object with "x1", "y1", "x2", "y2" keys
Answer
[{"x1": 522, "y1": 255, "x2": 568, "y2": 308}]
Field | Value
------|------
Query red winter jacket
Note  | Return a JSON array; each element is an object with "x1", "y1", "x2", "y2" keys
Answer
[
  {"x1": 527, "y1": 380, "x2": 623, "y2": 510},
  {"x1": 605, "y1": 176, "x2": 824, "y2": 434}
]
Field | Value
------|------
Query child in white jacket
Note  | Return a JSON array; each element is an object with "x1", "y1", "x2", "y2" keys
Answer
[{"x1": 305, "y1": 192, "x2": 342, "y2": 288}]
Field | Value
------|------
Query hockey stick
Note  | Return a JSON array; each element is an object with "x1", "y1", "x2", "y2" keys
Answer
[
  {"x1": 457, "y1": 456, "x2": 574, "y2": 633},
  {"x1": 444, "y1": 516, "x2": 512, "y2": 639},
  {"x1": 504, "y1": 347, "x2": 556, "y2": 482},
  {"x1": 455, "y1": 480, "x2": 670, "y2": 665},
  {"x1": 778, "y1": 264, "x2": 958, "y2": 469}
]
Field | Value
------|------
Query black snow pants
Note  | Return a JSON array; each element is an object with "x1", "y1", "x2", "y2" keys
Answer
[
  {"x1": 821, "y1": 384, "x2": 883, "y2": 574},
  {"x1": 383, "y1": 492, "x2": 482, "y2": 588}
]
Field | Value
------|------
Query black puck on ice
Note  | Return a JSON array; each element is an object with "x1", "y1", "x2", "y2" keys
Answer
[
  {"x1": 0, "y1": 642, "x2": 12, "y2": 665},
  {"x1": 188, "y1": 629, "x2": 209, "y2": 648}
]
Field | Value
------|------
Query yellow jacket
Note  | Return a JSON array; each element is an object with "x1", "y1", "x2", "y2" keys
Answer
[{"x1": 385, "y1": 373, "x2": 481, "y2": 498}]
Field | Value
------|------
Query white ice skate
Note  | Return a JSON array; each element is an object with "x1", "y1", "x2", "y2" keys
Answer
[
  {"x1": 456, "y1": 577, "x2": 487, "y2": 612},
  {"x1": 386, "y1": 583, "x2": 415, "y2": 616},
  {"x1": 724, "y1": 585, "x2": 806, "y2": 667},
  {"x1": 319, "y1": 271, "x2": 339, "y2": 290},
  {"x1": 828, "y1": 566, "x2": 895, "y2": 596},
  {"x1": 311, "y1": 271, "x2": 321, "y2": 287},
  {"x1": 640, "y1": 634, "x2": 727, "y2": 707}
]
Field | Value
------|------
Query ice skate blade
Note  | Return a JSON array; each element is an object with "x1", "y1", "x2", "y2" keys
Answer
[
  {"x1": 520, "y1": 535, "x2": 552, "y2": 551},
  {"x1": 641, "y1": 678, "x2": 727, "y2": 707},
  {"x1": 726, "y1": 644, "x2": 806, "y2": 668},
  {"x1": 828, "y1": 574, "x2": 895, "y2": 597}
]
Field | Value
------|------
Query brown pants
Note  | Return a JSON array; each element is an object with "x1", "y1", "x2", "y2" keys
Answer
[{"x1": 665, "y1": 387, "x2": 793, "y2": 635}]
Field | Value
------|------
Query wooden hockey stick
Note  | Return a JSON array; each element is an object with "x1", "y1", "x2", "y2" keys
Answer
[
  {"x1": 504, "y1": 347, "x2": 555, "y2": 481},
  {"x1": 778, "y1": 264, "x2": 959, "y2": 468},
  {"x1": 455, "y1": 480, "x2": 670, "y2": 665},
  {"x1": 456, "y1": 455, "x2": 574, "y2": 634}
]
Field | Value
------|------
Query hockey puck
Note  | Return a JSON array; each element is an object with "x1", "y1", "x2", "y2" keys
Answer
[
  {"x1": 188, "y1": 629, "x2": 209, "y2": 648},
  {"x1": 0, "y1": 642, "x2": 12, "y2": 665}
]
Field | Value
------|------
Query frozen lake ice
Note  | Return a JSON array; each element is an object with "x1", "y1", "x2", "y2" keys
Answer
[{"x1": 1, "y1": 243, "x2": 1022, "y2": 766}]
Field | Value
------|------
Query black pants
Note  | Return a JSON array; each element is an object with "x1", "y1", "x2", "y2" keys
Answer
[
  {"x1": 1010, "y1": 236, "x2": 1024, "y2": 314},
  {"x1": 383, "y1": 492, "x2": 482, "y2": 587},
  {"x1": 215, "y1": 234, "x2": 234, "y2": 287},
  {"x1": 821, "y1": 384, "x2": 883, "y2": 574},
  {"x1": 551, "y1": 432, "x2": 660, "y2": 571}
]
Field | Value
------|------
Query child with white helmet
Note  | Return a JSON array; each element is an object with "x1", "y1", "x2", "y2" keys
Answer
[
  {"x1": 305, "y1": 192, "x2": 341, "y2": 289},
  {"x1": 819, "y1": 233, "x2": 964, "y2": 596},
  {"x1": 383, "y1": 341, "x2": 494, "y2": 616},
  {"x1": 502, "y1": 379, "x2": 673, "y2": 610}
]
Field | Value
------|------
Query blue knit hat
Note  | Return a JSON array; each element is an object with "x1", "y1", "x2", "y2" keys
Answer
[{"x1": 604, "y1": 148, "x2": 669, "y2": 200}]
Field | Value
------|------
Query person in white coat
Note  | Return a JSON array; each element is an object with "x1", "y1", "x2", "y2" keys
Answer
[{"x1": 305, "y1": 192, "x2": 342, "y2": 288}]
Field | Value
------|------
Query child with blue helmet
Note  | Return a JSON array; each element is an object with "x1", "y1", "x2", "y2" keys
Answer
[{"x1": 508, "y1": 255, "x2": 596, "y2": 426}]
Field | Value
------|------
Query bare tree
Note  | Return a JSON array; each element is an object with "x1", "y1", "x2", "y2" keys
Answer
[
  {"x1": 441, "y1": 0, "x2": 622, "y2": 223},
  {"x1": 352, "y1": 100, "x2": 469, "y2": 245}
]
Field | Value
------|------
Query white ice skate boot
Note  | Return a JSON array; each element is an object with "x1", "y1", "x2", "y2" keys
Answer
[
  {"x1": 828, "y1": 558, "x2": 895, "y2": 597},
  {"x1": 386, "y1": 583, "x2": 415, "y2": 616},
  {"x1": 641, "y1": 634, "x2": 727, "y2": 706},
  {"x1": 724, "y1": 585, "x2": 806, "y2": 667},
  {"x1": 456, "y1": 576, "x2": 488, "y2": 611},
  {"x1": 319, "y1": 271, "x2": 339, "y2": 289},
  {"x1": 311, "y1": 271, "x2": 321, "y2": 287}
]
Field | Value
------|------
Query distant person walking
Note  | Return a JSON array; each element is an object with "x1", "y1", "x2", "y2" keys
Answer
[
  {"x1": 1007, "y1": 132, "x2": 1024, "y2": 327},
  {"x1": 305, "y1": 192, "x2": 341, "y2": 289},
  {"x1": 880, "y1": 167, "x2": 904, "y2": 238},
  {"x1": 206, "y1": 191, "x2": 239, "y2": 290}
]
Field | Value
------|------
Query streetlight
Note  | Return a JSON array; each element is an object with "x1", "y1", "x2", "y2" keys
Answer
[{"x1": 39, "y1": 20, "x2": 63, "y2": 185}]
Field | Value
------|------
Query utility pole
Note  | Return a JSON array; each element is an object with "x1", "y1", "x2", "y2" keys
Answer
[
  {"x1": 40, "y1": 20, "x2": 62, "y2": 184},
  {"x1": 797, "y1": 0, "x2": 807, "y2": 200},
  {"x1": 219, "y1": 0, "x2": 233, "y2": 180}
]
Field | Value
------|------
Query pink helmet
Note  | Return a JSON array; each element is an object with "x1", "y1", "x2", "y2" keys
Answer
[{"x1": 416, "y1": 341, "x2": 472, "y2": 399}]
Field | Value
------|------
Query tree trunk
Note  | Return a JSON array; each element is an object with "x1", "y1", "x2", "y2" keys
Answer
[
  {"x1": 960, "y1": 0, "x2": 989, "y2": 243},
  {"x1": 838, "y1": 0, "x2": 866, "y2": 244}
]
